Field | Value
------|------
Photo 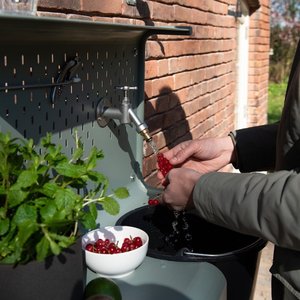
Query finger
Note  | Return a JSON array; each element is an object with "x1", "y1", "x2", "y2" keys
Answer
[
  {"x1": 169, "y1": 143, "x2": 195, "y2": 165},
  {"x1": 157, "y1": 170, "x2": 165, "y2": 180},
  {"x1": 162, "y1": 172, "x2": 170, "y2": 187}
]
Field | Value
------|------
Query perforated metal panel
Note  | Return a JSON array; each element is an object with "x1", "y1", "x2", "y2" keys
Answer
[
  {"x1": 0, "y1": 15, "x2": 191, "y2": 197},
  {"x1": 1, "y1": 44, "x2": 144, "y2": 190}
]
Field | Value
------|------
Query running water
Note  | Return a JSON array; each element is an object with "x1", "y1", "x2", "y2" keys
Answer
[
  {"x1": 146, "y1": 138, "x2": 193, "y2": 248},
  {"x1": 165, "y1": 210, "x2": 193, "y2": 247},
  {"x1": 147, "y1": 139, "x2": 158, "y2": 155}
]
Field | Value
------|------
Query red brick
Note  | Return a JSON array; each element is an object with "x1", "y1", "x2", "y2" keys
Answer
[
  {"x1": 81, "y1": 0, "x2": 123, "y2": 14},
  {"x1": 38, "y1": 0, "x2": 81, "y2": 11},
  {"x1": 151, "y1": 2, "x2": 175, "y2": 21},
  {"x1": 145, "y1": 60, "x2": 158, "y2": 80}
]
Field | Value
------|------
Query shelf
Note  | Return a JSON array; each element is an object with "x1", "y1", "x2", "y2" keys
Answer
[{"x1": 0, "y1": 14, "x2": 192, "y2": 45}]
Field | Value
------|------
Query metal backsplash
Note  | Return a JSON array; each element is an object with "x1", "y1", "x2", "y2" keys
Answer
[
  {"x1": 0, "y1": 16, "x2": 191, "y2": 215},
  {"x1": 0, "y1": 42, "x2": 143, "y2": 188}
]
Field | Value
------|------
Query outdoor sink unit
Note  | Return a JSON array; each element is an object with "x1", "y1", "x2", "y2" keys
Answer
[{"x1": 0, "y1": 14, "x2": 265, "y2": 300}]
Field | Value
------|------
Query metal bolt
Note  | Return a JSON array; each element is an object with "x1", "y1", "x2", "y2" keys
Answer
[{"x1": 126, "y1": 0, "x2": 136, "y2": 6}]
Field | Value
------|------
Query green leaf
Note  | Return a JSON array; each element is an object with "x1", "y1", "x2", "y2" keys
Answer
[
  {"x1": 36, "y1": 236, "x2": 50, "y2": 261},
  {"x1": 49, "y1": 233, "x2": 75, "y2": 248},
  {"x1": 88, "y1": 202, "x2": 98, "y2": 220},
  {"x1": 87, "y1": 170, "x2": 107, "y2": 183},
  {"x1": 85, "y1": 147, "x2": 98, "y2": 171},
  {"x1": 81, "y1": 210, "x2": 97, "y2": 230},
  {"x1": 0, "y1": 207, "x2": 6, "y2": 218},
  {"x1": 101, "y1": 197, "x2": 120, "y2": 215},
  {"x1": 40, "y1": 202, "x2": 57, "y2": 223},
  {"x1": 7, "y1": 188, "x2": 28, "y2": 208},
  {"x1": 13, "y1": 204, "x2": 38, "y2": 246},
  {"x1": 54, "y1": 188, "x2": 81, "y2": 213},
  {"x1": 49, "y1": 239, "x2": 61, "y2": 255},
  {"x1": 14, "y1": 169, "x2": 38, "y2": 189},
  {"x1": 113, "y1": 187, "x2": 129, "y2": 199},
  {"x1": 17, "y1": 222, "x2": 39, "y2": 246},
  {"x1": 40, "y1": 182, "x2": 59, "y2": 197},
  {"x1": 55, "y1": 162, "x2": 87, "y2": 178},
  {"x1": 72, "y1": 147, "x2": 84, "y2": 161},
  {"x1": 0, "y1": 218, "x2": 9, "y2": 235},
  {"x1": 14, "y1": 203, "x2": 37, "y2": 227}
]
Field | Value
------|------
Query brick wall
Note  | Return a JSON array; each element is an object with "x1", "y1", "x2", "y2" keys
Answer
[{"x1": 37, "y1": 0, "x2": 270, "y2": 186}]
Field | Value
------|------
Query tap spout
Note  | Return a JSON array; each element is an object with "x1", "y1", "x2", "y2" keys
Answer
[
  {"x1": 128, "y1": 108, "x2": 152, "y2": 142},
  {"x1": 96, "y1": 86, "x2": 152, "y2": 142}
]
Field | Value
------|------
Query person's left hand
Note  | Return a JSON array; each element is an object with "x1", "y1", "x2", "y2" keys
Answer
[{"x1": 161, "y1": 168, "x2": 202, "y2": 211}]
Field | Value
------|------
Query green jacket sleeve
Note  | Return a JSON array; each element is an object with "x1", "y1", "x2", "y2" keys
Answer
[{"x1": 193, "y1": 170, "x2": 300, "y2": 251}]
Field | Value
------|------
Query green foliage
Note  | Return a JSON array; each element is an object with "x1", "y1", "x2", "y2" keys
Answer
[
  {"x1": 268, "y1": 81, "x2": 287, "y2": 124},
  {"x1": 270, "y1": 1, "x2": 300, "y2": 82},
  {"x1": 0, "y1": 132, "x2": 129, "y2": 265}
]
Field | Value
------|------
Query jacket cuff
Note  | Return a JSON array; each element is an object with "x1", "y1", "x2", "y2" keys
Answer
[{"x1": 228, "y1": 131, "x2": 239, "y2": 169}]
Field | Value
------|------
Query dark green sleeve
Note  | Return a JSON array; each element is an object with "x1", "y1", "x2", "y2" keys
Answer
[
  {"x1": 193, "y1": 170, "x2": 300, "y2": 250},
  {"x1": 232, "y1": 123, "x2": 278, "y2": 172}
]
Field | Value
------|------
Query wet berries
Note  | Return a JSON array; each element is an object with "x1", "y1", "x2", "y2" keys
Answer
[
  {"x1": 148, "y1": 198, "x2": 160, "y2": 206},
  {"x1": 157, "y1": 153, "x2": 173, "y2": 177},
  {"x1": 85, "y1": 236, "x2": 143, "y2": 254}
]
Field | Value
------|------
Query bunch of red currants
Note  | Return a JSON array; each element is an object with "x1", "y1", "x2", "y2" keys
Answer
[
  {"x1": 85, "y1": 236, "x2": 143, "y2": 254},
  {"x1": 147, "y1": 153, "x2": 173, "y2": 207},
  {"x1": 157, "y1": 152, "x2": 173, "y2": 177}
]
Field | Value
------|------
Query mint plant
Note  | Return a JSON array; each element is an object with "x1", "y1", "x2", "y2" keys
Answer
[{"x1": 0, "y1": 132, "x2": 129, "y2": 265}]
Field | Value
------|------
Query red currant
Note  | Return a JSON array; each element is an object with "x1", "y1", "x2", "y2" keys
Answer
[
  {"x1": 85, "y1": 243, "x2": 94, "y2": 252},
  {"x1": 86, "y1": 235, "x2": 143, "y2": 254},
  {"x1": 123, "y1": 238, "x2": 131, "y2": 244},
  {"x1": 133, "y1": 237, "x2": 143, "y2": 247},
  {"x1": 157, "y1": 153, "x2": 173, "y2": 177},
  {"x1": 148, "y1": 198, "x2": 160, "y2": 206}
]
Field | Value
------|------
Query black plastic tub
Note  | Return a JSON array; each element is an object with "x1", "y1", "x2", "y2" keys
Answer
[{"x1": 117, "y1": 205, "x2": 266, "y2": 300}]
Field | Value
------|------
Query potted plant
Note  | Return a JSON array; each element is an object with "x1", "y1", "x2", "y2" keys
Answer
[{"x1": 0, "y1": 131, "x2": 129, "y2": 300}]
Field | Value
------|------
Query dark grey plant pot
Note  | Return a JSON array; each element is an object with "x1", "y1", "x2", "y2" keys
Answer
[{"x1": 0, "y1": 238, "x2": 85, "y2": 300}]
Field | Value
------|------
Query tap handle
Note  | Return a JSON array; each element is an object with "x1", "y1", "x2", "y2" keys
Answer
[
  {"x1": 115, "y1": 86, "x2": 138, "y2": 91},
  {"x1": 115, "y1": 86, "x2": 138, "y2": 103}
]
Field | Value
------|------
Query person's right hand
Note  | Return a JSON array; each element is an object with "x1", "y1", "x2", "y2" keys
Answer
[{"x1": 157, "y1": 136, "x2": 236, "y2": 180}]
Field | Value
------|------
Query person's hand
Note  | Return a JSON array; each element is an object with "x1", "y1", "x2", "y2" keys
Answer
[
  {"x1": 161, "y1": 168, "x2": 202, "y2": 211},
  {"x1": 157, "y1": 136, "x2": 235, "y2": 181}
]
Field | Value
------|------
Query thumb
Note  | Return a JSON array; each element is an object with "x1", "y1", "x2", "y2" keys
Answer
[{"x1": 169, "y1": 143, "x2": 198, "y2": 165}]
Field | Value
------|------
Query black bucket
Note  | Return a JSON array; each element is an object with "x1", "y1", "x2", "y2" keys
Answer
[{"x1": 116, "y1": 205, "x2": 266, "y2": 300}]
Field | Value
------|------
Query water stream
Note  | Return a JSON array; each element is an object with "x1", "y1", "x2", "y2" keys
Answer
[
  {"x1": 146, "y1": 138, "x2": 193, "y2": 249},
  {"x1": 147, "y1": 139, "x2": 158, "y2": 155}
]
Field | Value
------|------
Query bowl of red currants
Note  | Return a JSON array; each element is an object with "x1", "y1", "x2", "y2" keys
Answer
[{"x1": 82, "y1": 225, "x2": 149, "y2": 278}]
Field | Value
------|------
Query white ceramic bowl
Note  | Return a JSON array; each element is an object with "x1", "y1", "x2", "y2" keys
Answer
[{"x1": 82, "y1": 226, "x2": 149, "y2": 278}]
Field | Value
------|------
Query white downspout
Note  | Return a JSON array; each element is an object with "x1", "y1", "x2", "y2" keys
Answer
[{"x1": 235, "y1": 1, "x2": 250, "y2": 129}]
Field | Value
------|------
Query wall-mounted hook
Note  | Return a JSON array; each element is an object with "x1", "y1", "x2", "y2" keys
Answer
[{"x1": 51, "y1": 57, "x2": 82, "y2": 103}]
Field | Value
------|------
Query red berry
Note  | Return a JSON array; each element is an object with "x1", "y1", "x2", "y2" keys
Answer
[
  {"x1": 95, "y1": 239, "x2": 104, "y2": 248},
  {"x1": 99, "y1": 247, "x2": 109, "y2": 254},
  {"x1": 123, "y1": 238, "x2": 131, "y2": 244},
  {"x1": 121, "y1": 245, "x2": 130, "y2": 252},
  {"x1": 85, "y1": 243, "x2": 94, "y2": 252},
  {"x1": 148, "y1": 198, "x2": 160, "y2": 206},
  {"x1": 133, "y1": 236, "x2": 143, "y2": 247},
  {"x1": 157, "y1": 153, "x2": 173, "y2": 177},
  {"x1": 148, "y1": 199, "x2": 154, "y2": 205},
  {"x1": 87, "y1": 235, "x2": 144, "y2": 255}
]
